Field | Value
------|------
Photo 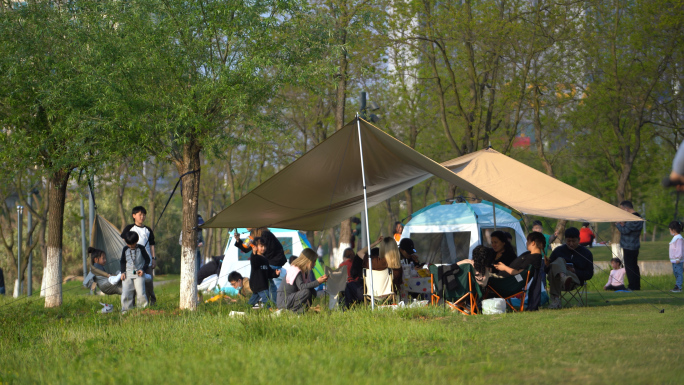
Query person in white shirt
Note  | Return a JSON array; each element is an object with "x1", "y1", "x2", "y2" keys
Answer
[{"x1": 121, "y1": 206, "x2": 157, "y2": 305}]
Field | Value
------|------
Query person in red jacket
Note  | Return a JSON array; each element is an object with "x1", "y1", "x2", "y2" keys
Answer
[{"x1": 579, "y1": 222, "x2": 595, "y2": 248}]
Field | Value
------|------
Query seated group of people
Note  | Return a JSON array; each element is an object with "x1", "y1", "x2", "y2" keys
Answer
[
  {"x1": 425, "y1": 226, "x2": 594, "y2": 311},
  {"x1": 90, "y1": 224, "x2": 594, "y2": 313}
]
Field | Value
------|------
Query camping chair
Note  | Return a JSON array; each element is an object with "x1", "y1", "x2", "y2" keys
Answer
[
  {"x1": 429, "y1": 263, "x2": 482, "y2": 315},
  {"x1": 485, "y1": 265, "x2": 534, "y2": 312},
  {"x1": 324, "y1": 265, "x2": 348, "y2": 310},
  {"x1": 363, "y1": 268, "x2": 396, "y2": 306},
  {"x1": 561, "y1": 280, "x2": 588, "y2": 307}
]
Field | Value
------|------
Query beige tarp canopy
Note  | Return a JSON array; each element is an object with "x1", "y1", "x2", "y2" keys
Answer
[
  {"x1": 202, "y1": 119, "x2": 491, "y2": 230},
  {"x1": 202, "y1": 118, "x2": 639, "y2": 230},
  {"x1": 440, "y1": 149, "x2": 641, "y2": 223}
]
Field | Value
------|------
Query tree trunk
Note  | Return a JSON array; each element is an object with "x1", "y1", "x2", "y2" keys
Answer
[
  {"x1": 336, "y1": 219, "x2": 352, "y2": 268},
  {"x1": 404, "y1": 187, "x2": 413, "y2": 221},
  {"x1": 328, "y1": 228, "x2": 338, "y2": 267},
  {"x1": 335, "y1": 30, "x2": 348, "y2": 131},
  {"x1": 612, "y1": 173, "x2": 631, "y2": 244},
  {"x1": 332, "y1": 24, "x2": 350, "y2": 269},
  {"x1": 147, "y1": 161, "x2": 159, "y2": 228},
  {"x1": 446, "y1": 184, "x2": 457, "y2": 201},
  {"x1": 175, "y1": 142, "x2": 202, "y2": 311},
  {"x1": 306, "y1": 230, "x2": 315, "y2": 249},
  {"x1": 43, "y1": 169, "x2": 70, "y2": 308}
]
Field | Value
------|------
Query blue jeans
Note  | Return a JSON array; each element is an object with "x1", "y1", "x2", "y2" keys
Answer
[
  {"x1": 249, "y1": 289, "x2": 275, "y2": 307},
  {"x1": 270, "y1": 265, "x2": 286, "y2": 300},
  {"x1": 672, "y1": 262, "x2": 683, "y2": 289}
]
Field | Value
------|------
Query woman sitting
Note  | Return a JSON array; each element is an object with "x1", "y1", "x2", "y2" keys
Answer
[
  {"x1": 489, "y1": 231, "x2": 518, "y2": 274},
  {"x1": 457, "y1": 245, "x2": 496, "y2": 288},
  {"x1": 344, "y1": 254, "x2": 365, "y2": 308},
  {"x1": 493, "y1": 232, "x2": 545, "y2": 276},
  {"x1": 362, "y1": 237, "x2": 403, "y2": 292},
  {"x1": 276, "y1": 248, "x2": 328, "y2": 313}
]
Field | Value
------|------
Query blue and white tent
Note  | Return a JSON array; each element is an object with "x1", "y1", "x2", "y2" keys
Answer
[{"x1": 401, "y1": 202, "x2": 526, "y2": 265}]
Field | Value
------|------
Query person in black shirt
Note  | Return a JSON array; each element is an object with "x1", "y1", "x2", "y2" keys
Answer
[
  {"x1": 197, "y1": 255, "x2": 224, "y2": 285},
  {"x1": 0, "y1": 267, "x2": 5, "y2": 295},
  {"x1": 545, "y1": 227, "x2": 594, "y2": 309},
  {"x1": 248, "y1": 237, "x2": 280, "y2": 308},
  {"x1": 234, "y1": 228, "x2": 286, "y2": 298},
  {"x1": 494, "y1": 232, "x2": 545, "y2": 276}
]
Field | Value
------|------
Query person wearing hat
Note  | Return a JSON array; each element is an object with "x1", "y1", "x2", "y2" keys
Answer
[{"x1": 399, "y1": 238, "x2": 421, "y2": 266}]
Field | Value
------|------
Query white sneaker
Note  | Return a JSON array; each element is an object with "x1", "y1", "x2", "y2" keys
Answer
[{"x1": 671, "y1": 287, "x2": 682, "y2": 293}]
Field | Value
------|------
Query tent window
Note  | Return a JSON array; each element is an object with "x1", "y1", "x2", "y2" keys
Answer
[
  {"x1": 480, "y1": 227, "x2": 517, "y2": 250},
  {"x1": 410, "y1": 232, "x2": 471, "y2": 265}
]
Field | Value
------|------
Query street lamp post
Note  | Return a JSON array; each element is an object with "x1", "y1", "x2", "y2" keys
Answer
[{"x1": 17, "y1": 205, "x2": 23, "y2": 296}]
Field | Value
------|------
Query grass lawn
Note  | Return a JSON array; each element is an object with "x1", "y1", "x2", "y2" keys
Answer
[
  {"x1": 1, "y1": 273, "x2": 683, "y2": 385},
  {"x1": 580, "y1": 241, "x2": 670, "y2": 262}
]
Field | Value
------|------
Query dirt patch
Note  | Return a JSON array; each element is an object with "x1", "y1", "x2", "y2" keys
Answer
[{"x1": 139, "y1": 309, "x2": 166, "y2": 316}]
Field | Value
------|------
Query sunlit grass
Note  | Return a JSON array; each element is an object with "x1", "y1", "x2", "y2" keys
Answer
[{"x1": 1, "y1": 274, "x2": 683, "y2": 384}]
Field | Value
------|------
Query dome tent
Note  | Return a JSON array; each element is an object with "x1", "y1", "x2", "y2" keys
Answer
[{"x1": 401, "y1": 201, "x2": 526, "y2": 265}]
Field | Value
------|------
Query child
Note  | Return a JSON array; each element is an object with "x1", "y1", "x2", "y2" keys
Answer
[
  {"x1": 248, "y1": 237, "x2": 280, "y2": 308},
  {"x1": 121, "y1": 206, "x2": 157, "y2": 305},
  {"x1": 228, "y1": 271, "x2": 252, "y2": 299},
  {"x1": 579, "y1": 223, "x2": 595, "y2": 248},
  {"x1": 89, "y1": 247, "x2": 122, "y2": 295},
  {"x1": 669, "y1": 221, "x2": 683, "y2": 293},
  {"x1": 604, "y1": 257, "x2": 626, "y2": 291},
  {"x1": 120, "y1": 232, "x2": 151, "y2": 312}
]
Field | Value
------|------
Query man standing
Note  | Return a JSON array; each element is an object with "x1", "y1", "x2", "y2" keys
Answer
[
  {"x1": 616, "y1": 200, "x2": 644, "y2": 290},
  {"x1": 545, "y1": 227, "x2": 594, "y2": 309}
]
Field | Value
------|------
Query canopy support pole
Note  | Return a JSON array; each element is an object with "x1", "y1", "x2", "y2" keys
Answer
[
  {"x1": 357, "y1": 115, "x2": 375, "y2": 309},
  {"x1": 492, "y1": 201, "x2": 497, "y2": 231}
]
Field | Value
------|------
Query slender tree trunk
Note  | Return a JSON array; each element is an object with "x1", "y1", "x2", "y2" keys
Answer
[
  {"x1": 147, "y1": 161, "x2": 159, "y2": 228},
  {"x1": 332, "y1": 25, "x2": 352, "y2": 268},
  {"x1": 44, "y1": 169, "x2": 70, "y2": 308},
  {"x1": 175, "y1": 142, "x2": 201, "y2": 311},
  {"x1": 446, "y1": 184, "x2": 457, "y2": 200},
  {"x1": 204, "y1": 198, "x2": 214, "y2": 261},
  {"x1": 306, "y1": 230, "x2": 315, "y2": 249},
  {"x1": 404, "y1": 187, "x2": 413, "y2": 221},
  {"x1": 117, "y1": 170, "x2": 127, "y2": 231}
]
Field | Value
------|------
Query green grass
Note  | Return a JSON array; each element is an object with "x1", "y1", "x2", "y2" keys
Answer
[
  {"x1": 585, "y1": 241, "x2": 670, "y2": 261},
  {"x1": 1, "y1": 274, "x2": 683, "y2": 385}
]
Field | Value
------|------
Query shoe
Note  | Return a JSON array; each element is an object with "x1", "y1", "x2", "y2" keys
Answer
[
  {"x1": 548, "y1": 297, "x2": 562, "y2": 310},
  {"x1": 671, "y1": 287, "x2": 682, "y2": 293},
  {"x1": 564, "y1": 276, "x2": 576, "y2": 291}
]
